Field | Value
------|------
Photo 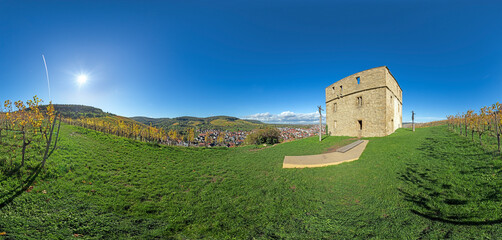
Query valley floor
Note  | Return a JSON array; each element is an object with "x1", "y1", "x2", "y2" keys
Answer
[{"x1": 1, "y1": 124, "x2": 501, "y2": 239}]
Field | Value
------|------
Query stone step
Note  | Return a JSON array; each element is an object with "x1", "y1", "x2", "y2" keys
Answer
[{"x1": 336, "y1": 140, "x2": 364, "y2": 153}]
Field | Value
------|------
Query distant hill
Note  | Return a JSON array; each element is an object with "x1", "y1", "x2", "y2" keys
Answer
[
  {"x1": 131, "y1": 116, "x2": 265, "y2": 131},
  {"x1": 42, "y1": 104, "x2": 305, "y2": 132},
  {"x1": 38, "y1": 104, "x2": 114, "y2": 119}
]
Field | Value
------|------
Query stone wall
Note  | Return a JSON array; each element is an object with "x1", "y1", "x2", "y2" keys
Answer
[{"x1": 325, "y1": 66, "x2": 402, "y2": 137}]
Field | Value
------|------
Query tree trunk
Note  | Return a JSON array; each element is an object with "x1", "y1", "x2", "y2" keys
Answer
[
  {"x1": 464, "y1": 120, "x2": 467, "y2": 137},
  {"x1": 21, "y1": 131, "x2": 26, "y2": 167},
  {"x1": 479, "y1": 133, "x2": 483, "y2": 146},
  {"x1": 497, "y1": 133, "x2": 500, "y2": 153},
  {"x1": 53, "y1": 115, "x2": 61, "y2": 148},
  {"x1": 49, "y1": 115, "x2": 62, "y2": 156},
  {"x1": 42, "y1": 114, "x2": 58, "y2": 168}
]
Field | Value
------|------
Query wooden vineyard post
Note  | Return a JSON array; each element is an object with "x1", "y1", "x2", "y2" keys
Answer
[{"x1": 495, "y1": 110, "x2": 500, "y2": 153}]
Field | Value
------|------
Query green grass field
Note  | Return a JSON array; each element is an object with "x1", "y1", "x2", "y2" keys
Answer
[{"x1": 1, "y1": 124, "x2": 501, "y2": 239}]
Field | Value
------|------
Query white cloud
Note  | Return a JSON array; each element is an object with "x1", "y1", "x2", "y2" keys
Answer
[{"x1": 244, "y1": 111, "x2": 325, "y2": 124}]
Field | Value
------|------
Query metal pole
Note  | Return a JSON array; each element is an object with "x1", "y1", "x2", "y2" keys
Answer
[
  {"x1": 318, "y1": 106, "x2": 324, "y2": 141},
  {"x1": 412, "y1": 111, "x2": 415, "y2": 132}
]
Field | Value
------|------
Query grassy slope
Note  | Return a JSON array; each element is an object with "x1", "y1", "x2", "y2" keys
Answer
[{"x1": 1, "y1": 124, "x2": 501, "y2": 239}]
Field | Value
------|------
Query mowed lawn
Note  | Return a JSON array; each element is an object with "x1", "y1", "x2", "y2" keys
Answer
[{"x1": 1, "y1": 124, "x2": 502, "y2": 239}]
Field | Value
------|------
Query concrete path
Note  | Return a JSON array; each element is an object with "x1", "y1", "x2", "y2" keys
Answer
[{"x1": 283, "y1": 140, "x2": 369, "y2": 168}]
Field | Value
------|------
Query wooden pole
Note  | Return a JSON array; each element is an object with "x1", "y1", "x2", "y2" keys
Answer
[
  {"x1": 318, "y1": 105, "x2": 324, "y2": 142},
  {"x1": 495, "y1": 111, "x2": 500, "y2": 153}
]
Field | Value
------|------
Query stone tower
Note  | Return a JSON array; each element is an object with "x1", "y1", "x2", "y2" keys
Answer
[{"x1": 325, "y1": 66, "x2": 402, "y2": 137}]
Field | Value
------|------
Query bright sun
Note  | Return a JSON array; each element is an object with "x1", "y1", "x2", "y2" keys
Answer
[{"x1": 77, "y1": 74, "x2": 88, "y2": 85}]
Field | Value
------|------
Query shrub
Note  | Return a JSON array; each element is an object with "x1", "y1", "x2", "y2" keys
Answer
[{"x1": 245, "y1": 127, "x2": 281, "y2": 145}]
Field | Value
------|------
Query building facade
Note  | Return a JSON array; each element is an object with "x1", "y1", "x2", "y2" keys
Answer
[{"x1": 325, "y1": 66, "x2": 402, "y2": 137}]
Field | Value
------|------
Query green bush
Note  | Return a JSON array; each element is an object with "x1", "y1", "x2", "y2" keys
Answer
[{"x1": 245, "y1": 127, "x2": 281, "y2": 145}]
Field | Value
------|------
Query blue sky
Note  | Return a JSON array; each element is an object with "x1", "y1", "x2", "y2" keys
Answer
[{"x1": 0, "y1": 0, "x2": 501, "y2": 123}]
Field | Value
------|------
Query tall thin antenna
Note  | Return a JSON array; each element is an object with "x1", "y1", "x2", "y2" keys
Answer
[
  {"x1": 318, "y1": 105, "x2": 324, "y2": 142},
  {"x1": 42, "y1": 54, "x2": 51, "y2": 101}
]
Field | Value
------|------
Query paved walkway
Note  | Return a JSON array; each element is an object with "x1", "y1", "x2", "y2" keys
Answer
[{"x1": 283, "y1": 140, "x2": 369, "y2": 168}]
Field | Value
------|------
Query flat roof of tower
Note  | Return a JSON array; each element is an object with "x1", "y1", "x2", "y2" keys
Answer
[{"x1": 327, "y1": 66, "x2": 402, "y2": 91}]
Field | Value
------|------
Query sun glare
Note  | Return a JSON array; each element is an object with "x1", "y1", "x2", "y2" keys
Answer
[{"x1": 77, "y1": 74, "x2": 88, "y2": 85}]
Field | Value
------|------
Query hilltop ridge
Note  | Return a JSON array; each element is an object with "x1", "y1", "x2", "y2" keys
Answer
[
  {"x1": 39, "y1": 104, "x2": 113, "y2": 119},
  {"x1": 40, "y1": 104, "x2": 312, "y2": 132},
  {"x1": 131, "y1": 115, "x2": 264, "y2": 131},
  {"x1": 36, "y1": 104, "x2": 264, "y2": 131}
]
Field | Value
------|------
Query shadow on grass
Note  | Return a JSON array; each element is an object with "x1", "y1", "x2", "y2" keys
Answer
[
  {"x1": 0, "y1": 164, "x2": 24, "y2": 182},
  {"x1": 0, "y1": 163, "x2": 42, "y2": 210},
  {"x1": 410, "y1": 209, "x2": 502, "y2": 225},
  {"x1": 399, "y1": 129, "x2": 502, "y2": 226}
]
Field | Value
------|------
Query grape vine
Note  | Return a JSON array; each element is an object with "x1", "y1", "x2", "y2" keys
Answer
[{"x1": 447, "y1": 102, "x2": 502, "y2": 153}]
